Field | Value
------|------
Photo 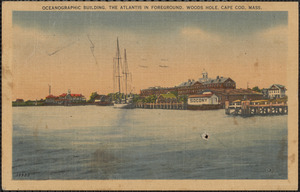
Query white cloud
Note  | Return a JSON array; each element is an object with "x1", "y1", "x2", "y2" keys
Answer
[{"x1": 181, "y1": 27, "x2": 221, "y2": 42}]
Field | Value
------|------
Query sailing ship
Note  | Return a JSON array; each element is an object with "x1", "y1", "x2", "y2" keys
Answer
[{"x1": 113, "y1": 38, "x2": 134, "y2": 109}]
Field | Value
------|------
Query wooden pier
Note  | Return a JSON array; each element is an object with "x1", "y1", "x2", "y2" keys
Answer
[
  {"x1": 135, "y1": 102, "x2": 187, "y2": 110},
  {"x1": 225, "y1": 100, "x2": 288, "y2": 116}
]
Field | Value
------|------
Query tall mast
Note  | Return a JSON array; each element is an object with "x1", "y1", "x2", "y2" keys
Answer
[
  {"x1": 123, "y1": 49, "x2": 129, "y2": 99},
  {"x1": 115, "y1": 38, "x2": 122, "y2": 94}
]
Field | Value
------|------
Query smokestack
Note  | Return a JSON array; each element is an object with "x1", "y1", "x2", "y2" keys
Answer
[{"x1": 48, "y1": 84, "x2": 51, "y2": 95}]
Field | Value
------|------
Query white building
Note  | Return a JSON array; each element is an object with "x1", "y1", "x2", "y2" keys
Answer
[
  {"x1": 45, "y1": 95, "x2": 57, "y2": 104},
  {"x1": 267, "y1": 84, "x2": 286, "y2": 99},
  {"x1": 188, "y1": 91, "x2": 219, "y2": 105}
]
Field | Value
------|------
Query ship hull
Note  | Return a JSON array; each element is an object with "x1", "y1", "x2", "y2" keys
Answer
[{"x1": 113, "y1": 103, "x2": 134, "y2": 109}]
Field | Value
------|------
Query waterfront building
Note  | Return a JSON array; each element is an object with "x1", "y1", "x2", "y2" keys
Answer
[
  {"x1": 45, "y1": 90, "x2": 86, "y2": 104},
  {"x1": 59, "y1": 90, "x2": 86, "y2": 103},
  {"x1": 94, "y1": 95, "x2": 112, "y2": 106},
  {"x1": 188, "y1": 91, "x2": 219, "y2": 105},
  {"x1": 45, "y1": 95, "x2": 58, "y2": 104},
  {"x1": 267, "y1": 84, "x2": 286, "y2": 99},
  {"x1": 15, "y1": 99, "x2": 24, "y2": 103},
  {"x1": 94, "y1": 95, "x2": 107, "y2": 103},
  {"x1": 140, "y1": 70, "x2": 236, "y2": 96},
  {"x1": 212, "y1": 88, "x2": 263, "y2": 107}
]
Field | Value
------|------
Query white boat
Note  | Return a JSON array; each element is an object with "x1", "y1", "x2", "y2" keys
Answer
[{"x1": 113, "y1": 102, "x2": 134, "y2": 109}]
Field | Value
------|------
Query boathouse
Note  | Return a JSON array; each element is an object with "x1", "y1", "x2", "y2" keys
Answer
[
  {"x1": 187, "y1": 91, "x2": 222, "y2": 110},
  {"x1": 187, "y1": 91, "x2": 219, "y2": 105}
]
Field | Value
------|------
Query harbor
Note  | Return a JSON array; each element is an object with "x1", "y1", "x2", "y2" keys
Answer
[
  {"x1": 9, "y1": 9, "x2": 293, "y2": 184},
  {"x1": 12, "y1": 38, "x2": 288, "y2": 116}
]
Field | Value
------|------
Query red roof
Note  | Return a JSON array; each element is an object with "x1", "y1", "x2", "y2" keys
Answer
[
  {"x1": 59, "y1": 93, "x2": 83, "y2": 97},
  {"x1": 59, "y1": 93, "x2": 67, "y2": 97},
  {"x1": 70, "y1": 94, "x2": 83, "y2": 97},
  {"x1": 189, "y1": 93, "x2": 214, "y2": 98},
  {"x1": 46, "y1": 95, "x2": 58, "y2": 99}
]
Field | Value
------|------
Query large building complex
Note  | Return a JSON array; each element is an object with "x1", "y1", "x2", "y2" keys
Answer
[{"x1": 140, "y1": 70, "x2": 236, "y2": 96}]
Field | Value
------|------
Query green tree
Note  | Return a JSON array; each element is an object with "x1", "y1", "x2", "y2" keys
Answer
[
  {"x1": 107, "y1": 93, "x2": 114, "y2": 101},
  {"x1": 132, "y1": 94, "x2": 140, "y2": 103},
  {"x1": 88, "y1": 92, "x2": 99, "y2": 102},
  {"x1": 107, "y1": 92, "x2": 125, "y2": 102},
  {"x1": 170, "y1": 91, "x2": 178, "y2": 97},
  {"x1": 144, "y1": 95, "x2": 157, "y2": 103},
  {"x1": 252, "y1": 86, "x2": 261, "y2": 93},
  {"x1": 178, "y1": 95, "x2": 188, "y2": 103}
]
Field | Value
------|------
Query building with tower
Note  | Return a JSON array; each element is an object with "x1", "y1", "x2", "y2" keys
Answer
[
  {"x1": 140, "y1": 70, "x2": 236, "y2": 96},
  {"x1": 45, "y1": 89, "x2": 86, "y2": 105}
]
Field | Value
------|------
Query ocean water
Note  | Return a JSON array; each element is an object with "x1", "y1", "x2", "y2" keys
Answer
[{"x1": 13, "y1": 106, "x2": 287, "y2": 180}]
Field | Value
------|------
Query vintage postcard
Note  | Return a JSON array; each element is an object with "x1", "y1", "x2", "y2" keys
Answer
[{"x1": 2, "y1": 1, "x2": 298, "y2": 190}]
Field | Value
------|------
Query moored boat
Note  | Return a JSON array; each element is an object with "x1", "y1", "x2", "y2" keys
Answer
[{"x1": 112, "y1": 38, "x2": 134, "y2": 109}]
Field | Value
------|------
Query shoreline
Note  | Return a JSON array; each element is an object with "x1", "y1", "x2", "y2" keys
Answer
[{"x1": 12, "y1": 103, "x2": 98, "y2": 107}]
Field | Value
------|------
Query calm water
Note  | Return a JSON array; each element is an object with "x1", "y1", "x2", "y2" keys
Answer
[{"x1": 13, "y1": 106, "x2": 287, "y2": 179}]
